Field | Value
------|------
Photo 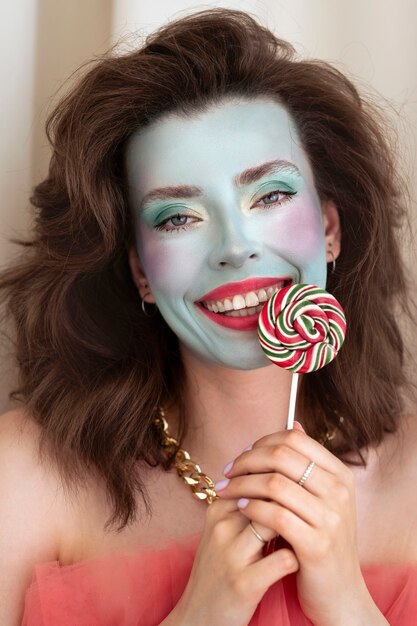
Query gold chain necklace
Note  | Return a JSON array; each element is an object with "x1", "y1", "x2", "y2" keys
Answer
[
  {"x1": 154, "y1": 408, "x2": 218, "y2": 504},
  {"x1": 153, "y1": 407, "x2": 343, "y2": 504}
]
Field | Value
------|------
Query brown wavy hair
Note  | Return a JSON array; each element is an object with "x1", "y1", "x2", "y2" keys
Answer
[{"x1": 1, "y1": 8, "x2": 415, "y2": 530}]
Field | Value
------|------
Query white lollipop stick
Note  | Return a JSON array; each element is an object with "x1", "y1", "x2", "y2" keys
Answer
[{"x1": 286, "y1": 372, "x2": 299, "y2": 430}]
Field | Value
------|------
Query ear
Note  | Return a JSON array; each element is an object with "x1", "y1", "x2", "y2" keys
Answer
[
  {"x1": 321, "y1": 200, "x2": 341, "y2": 262},
  {"x1": 127, "y1": 246, "x2": 156, "y2": 303}
]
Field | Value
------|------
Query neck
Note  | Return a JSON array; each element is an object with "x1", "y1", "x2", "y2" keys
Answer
[{"x1": 167, "y1": 347, "x2": 299, "y2": 482}]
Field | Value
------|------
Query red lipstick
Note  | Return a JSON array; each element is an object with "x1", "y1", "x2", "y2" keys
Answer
[{"x1": 195, "y1": 276, "x2": 293, "y2": 331}]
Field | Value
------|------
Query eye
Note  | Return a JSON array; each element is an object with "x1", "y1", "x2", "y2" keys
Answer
[
  {"x1": 169, "y1": 215, "x2": 187, "y2": 227},
  {"x1": 154, "y1": 213, "x2": 201, "y2": 233},
  {"x1": 254, "y1": 189, "x2": 296, "y2": 208}
]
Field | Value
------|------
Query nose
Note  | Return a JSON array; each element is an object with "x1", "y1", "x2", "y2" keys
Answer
[{"x1": 208, "y1": 215, "x2": 261, "y2": 270}]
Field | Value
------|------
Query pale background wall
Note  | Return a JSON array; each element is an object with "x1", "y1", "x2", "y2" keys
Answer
[{"x1": 1, "y1": 0, "x2": 416, "y2": 412}]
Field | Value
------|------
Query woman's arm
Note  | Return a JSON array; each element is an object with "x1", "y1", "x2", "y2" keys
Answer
[{"x1": 0, "y1": 409, "x2": 62, "y2": 625}]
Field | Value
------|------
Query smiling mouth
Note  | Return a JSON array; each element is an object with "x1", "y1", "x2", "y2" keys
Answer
[{"x1": 198, "y1": 279, "x2": 292, "y2": 317}]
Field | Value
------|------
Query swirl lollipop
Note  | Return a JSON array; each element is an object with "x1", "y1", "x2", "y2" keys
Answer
[{"x1": 257, "y1": 283, "x2": 346, "y2": 428}]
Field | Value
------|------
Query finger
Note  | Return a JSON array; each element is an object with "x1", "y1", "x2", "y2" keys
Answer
[
  {"x1": 246, "y1": 548, "x2": 299, "y2": 595},
  {"x1": 248, "y1": 428, "x2": 347, "y2": 476},
  {"x1": 237, "y1": 497, "x2": 313, "y2": 556},
  {"x1": 224, "y1": 444, "x2": 336, "y2": 499},
  {"x1": 206, "y1": 498, "x2": 275, "y2": 557},
  {"x1": 224, "y1": 546, "x2": 298, "y2": 606},
  {"x1": 205, "y1": 496, "x2": 242, "y2": 529},
  {"x1": 234, "y1": 520, "x2": 277, "y2": 559},
  {"x1": 217, "y1": 472, "x2": 323, "y2": 526}
]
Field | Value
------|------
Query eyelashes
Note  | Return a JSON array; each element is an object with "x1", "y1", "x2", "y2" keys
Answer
[
  {"x1": 154, "y1": 189, "x2": 297, "y2": 234},
  {"x1": 255, "y1": 189, "x2": 296, "y2": 207},
  {"x1": 154, "y1": 213, "x2": 200, "y2": 233}
]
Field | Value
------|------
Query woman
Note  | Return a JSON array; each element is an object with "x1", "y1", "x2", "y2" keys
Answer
[{"x1": 0, "y1": 8, "x2": 416, "y2": 625}]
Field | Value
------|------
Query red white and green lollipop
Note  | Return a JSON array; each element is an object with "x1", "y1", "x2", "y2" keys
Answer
[{"x1": 257, "y1": 283, "x2": 346, "y2": 429}]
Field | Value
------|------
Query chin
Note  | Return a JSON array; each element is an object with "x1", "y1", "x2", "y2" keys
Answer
[{"x1": 181, "y1": 336, "x2": 273, "y2": 370}]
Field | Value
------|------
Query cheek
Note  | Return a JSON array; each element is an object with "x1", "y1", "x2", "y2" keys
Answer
[
  {"x1": 263, "y1": 204, "x2": 324, "y2": 261},
  {"x1": 137, "y1": 226, "x2": 201, "y2": 297}
]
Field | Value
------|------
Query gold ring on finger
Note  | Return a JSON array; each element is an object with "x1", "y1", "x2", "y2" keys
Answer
[
  {"x1": 298, "y1": 460, "x2": 316, "y2": 488},
  {"x1": 248, "y1": 521, "x2": 267, "y2": 544}
]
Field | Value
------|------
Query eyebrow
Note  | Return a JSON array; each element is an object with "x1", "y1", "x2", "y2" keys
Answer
[{"x1": 139, "y1": 159, "x2": 301, "y2": 209}]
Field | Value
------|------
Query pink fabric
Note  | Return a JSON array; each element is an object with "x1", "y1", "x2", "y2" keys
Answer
[{"x1": 22, "y1": 532, "x2": 417, "y2": 625}]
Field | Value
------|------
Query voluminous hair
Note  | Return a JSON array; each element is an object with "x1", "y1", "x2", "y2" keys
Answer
[{"x1": 1, "y1": 8, "x2": 415, "y2": 530}]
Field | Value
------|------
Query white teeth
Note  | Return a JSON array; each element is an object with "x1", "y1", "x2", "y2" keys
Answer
[
  {"x1": 244, "y1": 291, "x2": 259, "y2": 307},
  {"x1": 225, "y1": 303, "x2": 264, "y2": 317},
  {"x1": 257, "y1": 289, "x2": 268, "y2": 302},
  {"x1": 232, "y1": 294, "x2": 246, "y2": 310},
  {"x1": 201, "y1": 280, "x2": 290, "y2": 313}
]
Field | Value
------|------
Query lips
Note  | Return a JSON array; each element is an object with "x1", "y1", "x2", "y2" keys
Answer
[{"x1": 195, "y1": 276, "x2": 293, "y2": 331}]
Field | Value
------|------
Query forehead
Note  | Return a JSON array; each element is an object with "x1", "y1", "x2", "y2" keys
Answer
[{"x1": 125, "y1": 98, "x2": 314, "y2": 188}]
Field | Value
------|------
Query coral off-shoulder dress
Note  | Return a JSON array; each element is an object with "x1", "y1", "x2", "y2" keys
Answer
[{"x1": 22, "y1": 531, "x2": 417, "y2": 625}]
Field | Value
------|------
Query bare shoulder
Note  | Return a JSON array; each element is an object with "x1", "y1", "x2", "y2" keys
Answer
[
  {"x1": 391, "y1": 413, "x2": 417, "y2": 476},
  {"x1": 381, "y1": 413, "x2": 417, "y2": 555},
  {"x1": 354, "y1": 412, "x2": 417, "y2": 564},
  {"x1": 0, "y1": 406, "x2": 74, "y2": 539},
  {"x1": 0, "y1": 407, "x2": 66, "y2": 625},
  {"x1": 0, "y1": 406, "x2": 59, "y2": 493},
  {"x1": 0, "y1": 406, "x2": 43, "y2": 456}
]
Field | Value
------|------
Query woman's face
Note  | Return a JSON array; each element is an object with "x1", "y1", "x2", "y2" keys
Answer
[{"x1": 126, "y1": 98, "x2": 339, "y2": 369}]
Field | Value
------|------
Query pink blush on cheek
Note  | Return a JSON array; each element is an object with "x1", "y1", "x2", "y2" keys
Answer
[
  {"x1": 262, "y1": 205, "x2": 324, "y2": 262},
  {"x1": 138, "y1": 229, "x2": 202, "y2": 297},
  {"x1": 292, "y1": 209, "x2": 324, "y2": 259}
]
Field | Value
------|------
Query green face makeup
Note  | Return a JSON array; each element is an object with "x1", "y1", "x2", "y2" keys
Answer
[{"x1": 125, "y1": 98, "x2": 328, "y2": 369}]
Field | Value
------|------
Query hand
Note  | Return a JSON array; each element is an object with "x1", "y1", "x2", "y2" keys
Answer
[
  {"x1": 173, "y1": 485, "x2": 299, "y2": 626},
  {"x1": 215, "y1": 425, "x2": 382, "y2": 626}
]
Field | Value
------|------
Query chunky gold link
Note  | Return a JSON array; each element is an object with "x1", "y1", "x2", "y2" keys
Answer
[{"x1": 154, "y1": 409, "x2": 218, "y2": 504}]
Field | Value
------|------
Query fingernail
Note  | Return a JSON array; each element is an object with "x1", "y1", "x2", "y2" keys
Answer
[
  {"x1": 237, "y1": 498, "x2": 250, "y2": 509},
  {"x1": 214, "y1": 478, "x2": 229, "y2": 491},
  {"x1": 223, "y1": 460, "x2": 234, "y2": 475},
  {"x1": 243, "y1": 443, "x2": 253, "y2": 452},
  {"x1": 293, "y1": 421, "x2": 305, "y2": 432}
]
